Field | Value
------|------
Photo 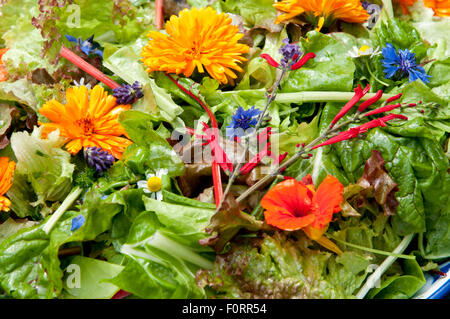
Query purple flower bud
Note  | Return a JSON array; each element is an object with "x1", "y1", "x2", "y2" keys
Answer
[
  {"x1": 112, "y1": 81, "x2": 144, "y2": 105},
  {"x1": 84, "y1": 147, "x2": 115, "y2": 173},
  {"x1": 279, "y1": 38, "x2": 302, "y2": 68}
]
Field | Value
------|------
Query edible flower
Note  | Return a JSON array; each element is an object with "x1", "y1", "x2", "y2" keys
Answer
[
  {"x1": 112, "y1": 81, "x2": 144, "y2": 105},
  {"x1": 137, "y1": 169, "x2": 168, "y2": 201},
  {"x1": 0, "y1": 157, "x2": 15, "y2": 212},
  {"x1": 396, "y1": 0, "x2": 450, "y2": 17},
  {"x1": 273, "y1": 0, "x2": 370, "y2": 28},
  {"x1": 361, "y1": 1, "x2": 382, "y2": 29},
  {"x1": 73, "y1": 77, "x2": 92, "y2": 90},
  {"x1": 261, "y1": 174, "x2": 344, "y2": 254},
  {"x1": 141, "y1": 7, "x2": 250, "y2": 85},
  {"x1": 226, "y1": 106, "x2": 262, "y2": 139},
  {"x1": 381, "y1": 43, "x2": 431, "y2": 83},
  {"x1": 423, "y1": 0, "x2": 450, "y2": 17},
  {"x1": 348, "y1": 45, "x2": 381, "y2": 58},
  {"x1": 84, "y1": 146, "x2": 115, "y2": 173},
  {"x1": 313, "y1": 114, "x2": 409, "y2": 150},
  {"x1": 65, "y1": 35, "x2": 103, "y2": 58},
  {"x1": 71, "y1": 214, "x2": 85, "y2": 231},
  {"x1": 279, "y1": 38, "x2": 302, "y2": 67},
  {"x1": 329, "y1": 84, "x2": 371, "y2": 128},
  {"x1": 39, "y1": 85, "x2": 132, "y2": 159},
  {"x1": 0, "y1": 48, "x2": 8, "y2": 82}
]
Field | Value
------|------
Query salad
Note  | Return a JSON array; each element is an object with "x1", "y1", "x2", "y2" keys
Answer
[{"x1": 0, "y1": 0, "x2": 449, "y2": 300}]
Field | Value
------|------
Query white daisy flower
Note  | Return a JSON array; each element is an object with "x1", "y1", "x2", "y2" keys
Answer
[
  {"x1": 73, "y1": 77, "x2": 92, "y2": 90},
  {"x1": 348, "y1": 45, "x2": 381, "y2": 58},
  {"x1": 137, "y1": 168, "x2": 168, "y2": 201}
]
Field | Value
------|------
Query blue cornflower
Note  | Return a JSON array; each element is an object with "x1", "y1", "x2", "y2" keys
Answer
[
  {"x1": 65, "y1": 35, "x2": 103, "y2": 58},
  {"x1": 112, "y1": 81, "x2": 144, "y2": 105},
  {"x1": 71, "y1": 214, "x2": 85, "y2": 231},
  {"x1": 381, "y1": 43, "x2": 431, "y2": 83},
  {"x1": 84, "y1": 147, "x2": 115, "y2": 173},
  {"x1": 279, "y1": 38, "x2": 302, "y2": 67},
  {"x1": 227, "y1": 106, "x2": 262, "y2": 138}
]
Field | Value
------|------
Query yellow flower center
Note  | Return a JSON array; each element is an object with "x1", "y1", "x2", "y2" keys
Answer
[
  {"x1": 0, "y1": 196, "x2": 11, "y2": 212},
  {"x1": 147, "y1": 176, "x2": 162, "y2": 192},
  {"x1": 358, "y1": 45, "x2": 371, "y2": 55}
]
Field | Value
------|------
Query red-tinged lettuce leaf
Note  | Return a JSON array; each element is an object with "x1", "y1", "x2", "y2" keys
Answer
[
  {"x1": 357, "y1": 150, "x2": 399, "y2": 216},
  {"x1": 196, "y1": 231, "x2": 371, "y2": 298},
  {"x1": 199, "y1": 194, "x2": 265, "y2": 253}
]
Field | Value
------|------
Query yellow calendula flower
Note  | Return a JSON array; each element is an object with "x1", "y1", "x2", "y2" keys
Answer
[
  {"x1": 0, "y1": 157, "x2": 15, "y2": 212},
  {"x1": 273, "y1": 0, "x2": 370, "y2": 27},
  {"x1": 141, "y1": 7, "x2": 250, "y2": 85},
  {"x1": 39, "y1": 85, "x2": 132, "y2": 159}
]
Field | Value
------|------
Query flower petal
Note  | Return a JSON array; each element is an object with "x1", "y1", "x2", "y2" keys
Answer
[{"x1": 313, "y1": 175, "x2": 344, "y2": 229}]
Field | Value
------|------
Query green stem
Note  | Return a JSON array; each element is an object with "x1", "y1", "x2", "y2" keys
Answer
[
  {"x1": 365, "y1": 60, "x2": 390, "y2": 87},
  {"x1": 355, "y1": 234, "x2": 415, "y2": 299},
  {"x1": 43, "y1": 186, "x2": 83, "y2": 234},
  {"x1": 222, "y1": 90, "x2": 395, "y2": 104},
  {"x1": 381, "y1": 0, "x2": 394, "y2": 18},
  {"x1": 328, "y1": 234, "x2": 416, "y2": 260}
]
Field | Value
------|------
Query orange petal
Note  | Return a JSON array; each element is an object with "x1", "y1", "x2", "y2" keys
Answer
[
  {"x1": 264, "y1": 209, "x2": 315, "y2": 231},
  {"x1": 0, "y1": 157, "x2": 15, "y2": 196},
  {"x1": 313, "y1": 175, "x2": 344, "y2": 229},
  {"x1": 261, "y1": 178, "x2": 314, "y2": 218}
]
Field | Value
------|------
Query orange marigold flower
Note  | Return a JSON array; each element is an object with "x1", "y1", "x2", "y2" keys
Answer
[
  {"x1": 397, "y1": 0, "x2": 450, "y2": 16},
  {"x1": 0, "y1": 48, "x2": 8, "y2": 82},
  {"x1": 261, "y1": 174, "x2": 344, "y2": 245},
  {"x1": 141, "y1": 7, "x2": 250, "y2": 85},
  {"x1": 39, "y1": 85, "x2": 132, "y2": 159},
  {"x1": 273, "y1": 0, "x2": 370, "y2": 25},
  {"x1": 423, "y1": 0, "x2": 450, "y2": 16},
  {"x1": 0, "y1": 157, "x2": 15, "y2": 212}
]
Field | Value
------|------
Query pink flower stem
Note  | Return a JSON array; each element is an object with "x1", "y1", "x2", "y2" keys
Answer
[
  {"x1": 59, "y1": 45, "x2": 121, "y2": 89},
  {"x1": 166, "y1": 74, "x2": 223, "y2": 207}
]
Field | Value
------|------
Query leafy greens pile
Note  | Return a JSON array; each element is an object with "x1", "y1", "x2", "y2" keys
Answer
[{"x1": 0, "y1": 0, "x2": 448, "y2": 299}]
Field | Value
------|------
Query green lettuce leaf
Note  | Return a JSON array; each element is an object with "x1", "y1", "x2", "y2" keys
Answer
[
  {"x1": 281, "y1": 31, "x2": 356, "y2": 93},
  {"x1": 197, "y1": 232, "x2": 371, "y2": 298},
  {"x1": 108, "y1": 211, "x2": 213, "y2": 299},
  {"x1": 8, "y1": 127, "x2": 74, "y2": 217},
  {"x1": 366, "y1": 258, "x2": 426, "y2": 299},
  {"x1": 62, "y1": 256, "x2": 123, "y2": 299},
  {"x1": 119, "y1": 110, "x2": 185, "y2": 177}
]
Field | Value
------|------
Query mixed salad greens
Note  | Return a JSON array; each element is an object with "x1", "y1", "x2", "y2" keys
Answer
[{"x1": 0, "y1": 0, "x2": 449, "y2": 299}]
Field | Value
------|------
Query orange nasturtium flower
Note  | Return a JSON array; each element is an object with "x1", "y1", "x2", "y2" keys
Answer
[
  {"x1": 141, "y1": 7, "x2": 250, "y2": 85},
  {"x1": 0, "y1": 48, "x2": 9, "y2": 82},
  {"x1": 261, "y1": 174, "x2": 344, "y2": 254},
  {"x1": 0, "y1": 157, "x2": 15, "y2": 212},
  {"x1": 273, "y1": 0, "x2": 370, "y2": 28},
  {"x1": 39, "y1": 85, "x2": 132, "y2": 159}
]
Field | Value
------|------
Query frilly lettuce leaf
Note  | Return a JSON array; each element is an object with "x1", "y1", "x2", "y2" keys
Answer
[
  {"x1": 8, "y1": 127, "x2": 74, "y2": 217},
  {"x1": 197, "y1": 231, "x2": 370, "y2": 298}
]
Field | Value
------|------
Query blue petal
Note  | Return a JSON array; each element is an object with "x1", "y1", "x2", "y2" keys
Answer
[
  {"x1": 92, "y1": 49, "x2": 104, "y2": 58},
  {"x1": 408, "y1": 66, "x2": 431, "y2": 83},
  {"x1": 71, "y1": 215, "x2": 85, "y2": 232},
  {"x1": 65, "y1": 35, "x2": 78, "y2": 43},
  {"x1": 383, "y1": 64, "x2": 400, "y2": 79}
]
